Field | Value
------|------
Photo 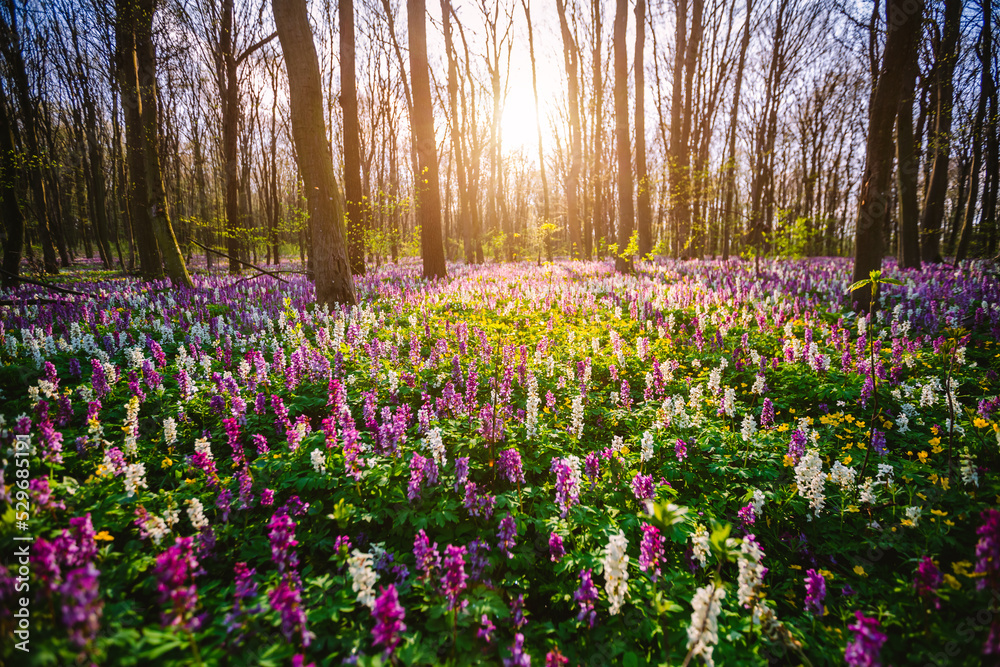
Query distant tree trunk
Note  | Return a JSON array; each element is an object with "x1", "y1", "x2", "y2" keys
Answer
[
  {"x1": 341, "y1": 0, "x2": 366, "y2": 275},
  {"x1": 668, "y1": 0, "x2": 687, "y2": 258},
  {"x1": 443, "y1": 0, "x2": 474, "y2": 264},
  {"x1": 919, "y1": 0, "x2": 960, "y2": 263},
  {"x1": 0, "y1": 0, "x2": 58, "y2": 274},
  {"x1": 589, "y1": 0, "x2": 604, "y2": 256},
  {"x1": 407, "y1": 0, "x2": 447, "y2": 279},
  {"x1": 556, "y1": 0, "x2": 583, "y2": 258},
  {"x1": 614, "y1": 0, "x2": 634, "y2": 273},
  {"x1": 895, "y1": 49, "x2": 921, "y2": 270},
  {"x1": 115, "y1": 0, "x2": 161, "y2": 278},
  {"x1": 635, "y1": 0, "x2": 651, "y2": 258},
  {"x1": 522, "y1": 0, "x2": 550, "y2": 225},
  {"x1": 721, "y1": 0, "x2": 753, "y2": 261},
  {"x1": 850, "y1": 0, "x2": 923, "y2": 311},
  {"x1": 273, "y1": 0, "x2": 357, "y2": 304},
  {"x1": 135, "y1": 0, "x2": 193, "y2": 288},
  {"x1": 982, "y1": 0, "x2": 999, "y2": 257},
  {"x1": 0, "y1": 79, "x2": 23, "y2": 287}
]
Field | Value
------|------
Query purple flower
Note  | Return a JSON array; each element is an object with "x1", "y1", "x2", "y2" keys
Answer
[
  {"x1": 914, "y1": 557, "x2": 942, "y2": 609},
  {"x1": 584, "y1": 452, "x2": 600, "y2": 487},
  {"x1": 545, "y1": 647, "x2": 569, "y2": 666},
  {"x1": 551, "y1": 457, "x2": 580, "y2": 517},
  {"x1": 631, "y1": 473, "x2": 654, "y2": 501},
  {"x1": 153, "y1": 536, "x2": 200, "y2": 630},
  {"x1": 225, "y1": 562, "x2": 261, "y2": 643},
  {"x1": 760, "y1": 398, "x2": 775, "y2": 428},
  {"x1": 498, "y1": 449, "x2": 525, "y2": 485},
  {"x1": 639, "y1": 524, "x2": 664, "y2": 579},
  {"x1": 871, "y1": 429, "x2": 887, "y2": 456},
  {"x1": 454, "y1": 456, "x2": 470, "y2": 492},
  {"x1": 503, "y1": 632, "x2": 531, "y2": 667},
  {"x1": 440, "y1": 545, "x2": 468, "y2": 610},
  {"x1": 549, "y1": 533, "x2": 565, "y2": 562},
  {"x1": 268, "y1": 580, "x2": 312, "y2": 647},
  {"x1": 413, "y1": 529, "x2": 441, "y2": 581},
  {"x1": 408, "y1": 453, "x2": 430, "y2": 501},
  {"x1": 510, "y1": 593, "x2": 526, "y2": 629},
  {"x1": 976, "y1": 509, "x2": 1000, "y2": 591},
  {"x1": 844, "y1": 611, "x2": 887, "y2": 667},
  {"x1": 674, "y1": 438, "x2": 688, "y2": 461},
  {"x1": 261, "y1": 488, "x2": 275, "y2": 506},
  {"x1": 497, "y1": 514, "x2": 517, "y2": 559},
  {"x1": 574, "y1": 569, "x2": 599, "y2": 628},
  {"x1": 804, "y1": 569, "x2": 826, "y2": 616},
  {"x1": 787, "y1": 429, "x2": 807, "y2": 464},
  {"x1": 477, "y1": 613, "x2": 496, "y2": 643},
  {"x1": 371, "y1": 584, "x2": 407, "y2": 656},
  {"x1": 737, "y1": 504, "x2": 756, "y2": 527},
  {"x1": 58, "y1": 563, "x2": 102, "y2": 647},
  {"x1": 268, "y1": 513, "x2": 300, "y2": 578}
]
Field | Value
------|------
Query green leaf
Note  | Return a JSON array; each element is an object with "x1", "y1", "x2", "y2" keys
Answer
[{"x1": 847, "y1": 279, "x2": 871, "y2": 293}]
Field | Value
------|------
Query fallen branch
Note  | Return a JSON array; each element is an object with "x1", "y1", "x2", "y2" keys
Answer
[
  {"x1": 189, "y1": 241, "x2": 290, "y2": 285},
  {"x1": 0, "y1": 268, "x2": 94, "y2": 297}
]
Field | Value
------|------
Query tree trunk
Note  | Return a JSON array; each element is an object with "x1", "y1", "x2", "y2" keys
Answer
[
  {"x1": 919, "y1": 0, "x2": 960, "y2": 263},
  {"x1": 614, "y1": 0, "x2": 634, "y2": 273},
  {"x1": 850, "y1": 0, "x2": 923, "y2": 311},
  {"x1": 635, "y1": 0, "x2": 651, "y2": 258},
  {"x1": 341, "y1": 0, "x2": 367, "y2": 275},
  {"x1": 136, "y1": 0, "x2": 193, "y2": 288},
  {"x1": 556, "y1": 0, "x2": 583, "y2": 258},
  {"x1": 522, "y1": 0, "x2": 550, "y2": 228},
  {"x1": 721, "y1": 0, "x2": 753, "y2": 261},
  {"x1": 589, "y1": 0, "x2": 604, "y2": 256},
  {"x1": 273, "y1": 0, "x2": 357, "y2": 304},
  {"x1": 407, "y1": 0, "x2": 447, "y2": 279},
  {"x1": 895, "y1": 48, "x2": 921, "y2": 270},
  {"x1": 443, "y1": 0, "x2": 474, "y2": 264},
  {"x1": 0, "y1": 79, "x2": 24, "y2": 287}
]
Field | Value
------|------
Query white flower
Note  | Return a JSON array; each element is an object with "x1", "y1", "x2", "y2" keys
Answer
[
  {"x1": 387, "y1": 369, "x2": 399, "y2": 394},
  {"x1": 570, "y1": 393, "x2": 585, "y2": 439},
  {"x1": 144, "y1": 514, "x2": 170, "y2": 545},
  {"x1": 722, "y1": 388, "x2": 736, "y2": 417},
  {"x1": 186, "y1": 498, "x2": 208, "y2": 530},
  {"x1": 611, "y1": 435, "x2": 624, "y2": 453},
  {"x1": 690, "y1": 524, "x2": 711, "y2": 568},
  {"x1": 602, "y1": 531, "x2": 629, "y2": 615},
  {"x1": 123, "y1": 396, "x2": 140, "y2": 457},
  {"x1": 686, "y1": 584, "x2": 726, "y2": 667},
  {"x1": 195, "y1": 437, "x2": 214, "y2": 463},
  {"x1": 751, "y1": 374, "x2": 766, "y2": 395},
  {"x1": 875, "y1": 463, "x2": 894, "y2": 488},
  {"x1": 640, "y1": 431, "x2": 655, "y2": 462},
  {"x1": 960, "y1": 448, "x2": 979, "y2": 487},
  {"x1": 895, "y1": 411, "x2": 910, "y2": 433},
  {"x1": 426, "y1": 426, "x2": 447, "y2": 467},
  {"x1": 525, "y1": 374, "x2": 540, "y2": 438},
  {"x1": 904, "y1": 506, "x2": 921, "y2": 527},
  {"x1": 164, "y1": 417, "x2": 177, "y2": 446},
  {"x1": 740, "y1": 413, "x2": 757, "y2": 442},
  {"x1": 737, "y1": 537, "x2": 766, "y2": 607},
  {"x1": 311, "y1": 449, "x2": 327, "y2": 474},
  {"x1": 829, "y1": 461, "x2": 857, "y2": 490},
  {"x1": 793, "y1": 449, "x2": 826, "y2": 517},
  {"x1": 348, "y1": 550, "x2": 378, "y2": 609},
  {"x1": 123, "y1": 462, "x2": 147, "y2": 498},
  {"x1": 859, "y1": 478, "x2": 876, "y2": 504},
  {"x1": 750, "y1": 489, "x2": 765, "y2": 515}
]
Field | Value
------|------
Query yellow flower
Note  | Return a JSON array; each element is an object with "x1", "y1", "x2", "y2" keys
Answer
[
  {"x1": 789, "y1": 564, "x2": 802, "y2": 570},
  {"x1": 853, "y1": 565, "x2": 868, "y2": 577},
  {"x1": 917, "y1": 451, "x2": 929, "y2": 464},
  {"x1": 952, "y1": 561, "x2": 974, "y2": 577},
  {"x1": 842, "y1": 455, "x2": 853, "y2": 466},
  {"x1": 930, "y1": 509, "x2": 948, "y2": 517},
  {"x1": 777, "y1": 423, "x2": 790, "y2": 432},
  {"x1": 819, "y1": 569, "x2": 834, "y2": 580},
  {"x1": 94, "y1": 531, "x2": 114, "y2": 541},
  {"x1": 974, "y1": 417, "x2": 989, "y2": 429},
  {"x1": 161, "y1": 457, "x2": 173, "y2": 469},
  {"x1": 931, "y1": 425, "x2": 940, "y2": 435},
  {"x1": 943, "y1": 574, "x2": 961, "y2": 590},
  {"x1": 783, "y1": 454, "x2": 796, "y2": 467}
]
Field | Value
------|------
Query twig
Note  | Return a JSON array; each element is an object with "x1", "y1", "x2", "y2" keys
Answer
[
  {"x1": 0, "y1": 268, "x2": 94, "y2": 297},
  {"x1": 189, "y1": 241, "x2": 290, "y2": 284}
]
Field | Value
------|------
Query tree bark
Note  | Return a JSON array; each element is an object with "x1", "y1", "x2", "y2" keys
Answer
[
  {"x1": 407, "y1": 0, "x2": 447, "y2": 279},
  {"x1": 721, "y1": 0, "x2": 753, "y2": 261},
  {"x1": 341, "y1": 0, "x2": 367, "y2": 275},
  {"x1": 919, "y1": 0, "x2": 960, "y2": 263},
  {"x1": 443, "y1": 0, "x2": 474, "y2": 264},
  {"x1": 614, "y1": 0, "x2": 634, "y2": 273},
  {"x1": 895, "y1": 47, "x2": 921, "y2": 270},
  {"x1": 556, "y1": 0, "x2": 583, "y2": 259},
  {"x1": 589, "y1": 0, "x2": 604, "y2": 256},
  {"x1": 0, "y1": 79, "x2": 24, "y2": 287},
  {"x1": 272, "y1": 0, "x2": 357, "y2": 304},
  {"x1": 850, "y1": 0, "x2": 923, "y2": 311},
  {"x1": 635, "y1": 0, "x2": 652, "y2": 258}
]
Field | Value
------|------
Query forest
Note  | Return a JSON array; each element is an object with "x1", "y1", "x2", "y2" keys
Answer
[{"x1": 1, "y1": 0, "x2": 1000, "y2": 665}]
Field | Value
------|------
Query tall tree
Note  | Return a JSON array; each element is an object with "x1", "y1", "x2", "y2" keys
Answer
[
  {"x1": 556, "y1": 0, "x2": 583, "y2": 258},
  {"x1": 272, "y1": 0, "x2": 357, "y2": 304},
  {"x1": 522, "y1": 0, "x2": 550, "y2": 228},
  {"x1": 341, "y1": 0, "x2": 366, "y2": 274},
  {"x1": 614, "y1": 0, "x2": 633, "y2": 273},
  {"x1": 589, "y1": 0, "x2": 604, "y2": 257},
  {"x1": 0, "y1": 79, "x2": 24, "y2": 287},
  {"x1": 0, "y1": 0, "x2": 59, "y2": 273},
  {"x1": 895, "y1": 44, "x2": 921, "y2": 270},
  {"x1": 635, "y1": 0, "x2": 652, "y2": 257},
  {"x1": 919, "y1": 0, "x2": 961, "y2": 263},
  {"x1": 407, "y1": 0, "x2": 447, "y2": 278},
  {"x1": 720, "y1": 0, "x2": 754, "y2": 261},
  {"x1": 442, "y1": 0, "x2": 474, "y2": 264},
  {"x1": 850, "y1": 0, "x2": 923, "y2": 310},
  {"x1": 135, "y1": 0, "x2": 194, "y2": 287}
]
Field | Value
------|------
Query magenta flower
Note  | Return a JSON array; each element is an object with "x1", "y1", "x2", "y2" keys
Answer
[
  {"x1": 503, "y1": 632, "x2": 531, "y2": 667},
  {"x1": 804, "y1": 569, "x2": 826, "y2": 616},
  {"x1": 413, "y1": 529, "x2": 441, "y2": 581},
  {"x1": 639, "y1": 524, "x2": 664, "y2": 580},
  {"x1": 574, "y1": 569, "x2": 599, "y2": 628},
  {"x1": 549, "y1": 533, "x2": 565, "y2": 562},
  {"x1": 545, "y1": 648, "x2": 569, "y2": 666},
  {"x1": 268, "y1": 580, "x2": 312, "y2": 647},
  {"x1": 268, "y1": 513, "x2": 300, "y2": 578},
  {"x1": 58, "y1": 563, "x2": 102, "y2": 647},
  {"x1": 371, "y1": 584, "x2": 407, "y2": 656},
  {"x1": 497, "y1": 514, "x2": 517, "y2": 559},
  {"x1": 498, "y1": 448, "x2": 525, "y2": 485},
  {"x1": 674, "y1": 438, "x2": 688, "y2": 461},
  {"x1": 913, "y1": 557, "x2": 942, "y2": 609},
  {"x1": 153, "y1": 536, "x2": 200, "y2": 630},
  {"x1": 975, "y1": 509, "x2": 1000, "y2": 591},
  {"x1": 440, "y1": 544, "x2": 468, "y2": 610},
  {"x1": 631, "y1": 473, "x2": 654, "y2": 501},
  {"x1": 844, "y1": 611, "x2": 887, "y2": 667}
]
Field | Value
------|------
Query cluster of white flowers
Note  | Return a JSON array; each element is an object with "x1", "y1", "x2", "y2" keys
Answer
[
  {"x1": 636, "y1": 337, "x2": 649, "y2": 362},
  {"x1": 602, "y1": 531, "x2": 629, "y2": 615},
  {"x1": 349, "y1": 550, "x2": 378, "y2": 609},
  {"x1": 737, "y1": 537, "x2": 766, "y2": 607},
  {"x1": 960, "y1": 447, "x2": 979, "y2": 487},
  {"x1": 920, "y1": 378, "x2": 942, "y2": 408},
  {"x1": 195, "y1": 437, "x2": 214, "y2": 463},
  {"x1": 750, "y1": 489, "x2": 766, "y2": 515},
  {"x1": 875, "y1": 462, "x2": 894, "y2": 487},
  {"x1": 426, "y1": 426, "x2": 447, "y2": 467},
  {"x1": 611, "y1": 435, "x2": 625, "y2": 453},
  {"x1": 571, "y1": 393, "x2": 585, "y2": 439},
  {"x1": 123, "y1": 396, "x2": 140, "y2": 456},
  {"x1": 163, "y1": 417, "x2": 177, "y2": 446},
  {"x1": 904, "y1": 506, "x2": 921, "y2": 527},
  {"x1": 793, "y1": 449, "x2": 826, "y2": 517},
  {"x1": 707, "y1": 359, "x2": 727, "y2": 394},
  {"x1": 687, "y1": 584, "x2": 726, "y2": 667},
  {"x1": 829, "y1": 461, "x2": 857, "y2": 490},
  {"x1": 751, "y1": 374, "x2": 766, "y2": 395},
  {"x1": 690, "y1": 524, "x2": 711, "y2": 567},
  {"x1": 143, "y1": 513, "x2": 171, "y2": 545},
  {"x1": 386, "y1": 369, "x2": 399, "y2": 394},
  {"x1": 740, "y1": 413, "x2": 757, "y2": 442},
  {"x1": 186, "y1": 498, "x2": 208, "y2": 530},
  {"x1": 525, "y1": 374, "x2": 540, "y2": 438},
  {"x1": 640, "y1": 431, "x2": 655, "y2": 462},
  {"x1": 124, "y1": 462, "x2": 147, "y2": 498},
  {"x1": 858, "y1": 478, "x2": 876, "y2": 504},
  {"x1": 722, "y1": 388, "x2": 737, "y2": 418},
  {"x1": 311, "y1": 449, "x2": 327, "y2": 474}
]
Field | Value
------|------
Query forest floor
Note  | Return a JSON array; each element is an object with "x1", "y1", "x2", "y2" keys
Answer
[{"x1": 2, "y1": 256, "x2": 1000, "y2": 666}]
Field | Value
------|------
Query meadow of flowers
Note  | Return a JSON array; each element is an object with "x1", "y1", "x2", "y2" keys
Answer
[{"x1": 1, "y1": 256, "x2": 999, "y2": 666}]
